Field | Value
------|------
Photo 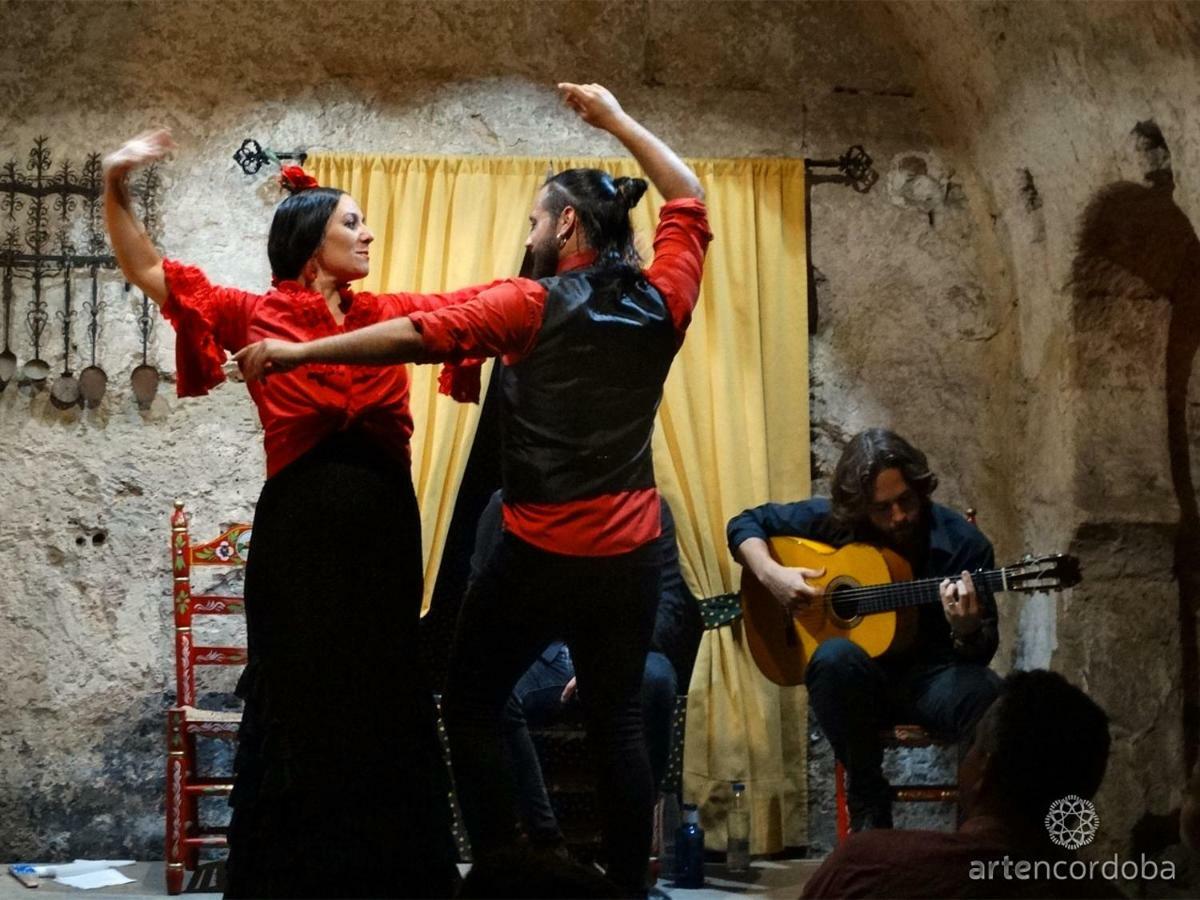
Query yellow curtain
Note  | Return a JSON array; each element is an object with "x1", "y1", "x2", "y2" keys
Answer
[
  {"x1": 308, "y1": 155, "x2": 810, "y2": 852},
  {"x1": 652, "y1": 161, "x2": 811, "y2": 853},
  {"x1": 308, "y1": 155, "x2": 538, "y2": 613}
]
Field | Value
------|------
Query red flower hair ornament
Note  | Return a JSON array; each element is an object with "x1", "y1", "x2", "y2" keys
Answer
[{"x1": 279, "y1": 165, "x2": 320, "y2": 194}]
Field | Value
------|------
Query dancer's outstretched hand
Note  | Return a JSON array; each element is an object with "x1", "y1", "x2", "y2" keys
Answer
[
  {"x1": 558, "y1": 82, "x2": 626, "y2": 132},
  {"x1": 234, "y1": 339, "x2": 305, "y2": 383},
  {"x1": 103, "y1": 129, "x2": 177, "y2": 177}
]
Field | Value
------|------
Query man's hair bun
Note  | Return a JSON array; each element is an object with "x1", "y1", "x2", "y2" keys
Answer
[{"x1": 614, "y1": 176, "x2": 648, "y2": 210}]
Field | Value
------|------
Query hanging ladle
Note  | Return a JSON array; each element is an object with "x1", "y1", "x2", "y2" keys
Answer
[
  {"x1": 129, "y1": 283, "x2": 159, "y2": 408},
  {"x1": 50, "y1": 264, "x2": 80, "y2": 409},
  {"x1": 22, "y1": 263, "x2": 50, "y2": 384},
  {"x1": 79, "y1": 264, "x2": 106, "y2": 406},
  {"x1": 0, "y1": 264, "x2": 15, "y2": 387}
]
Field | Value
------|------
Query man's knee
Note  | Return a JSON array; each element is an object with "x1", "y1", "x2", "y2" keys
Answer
[
  {"x1": 926, "y1": 662, "x2": 1003, "y2": 739},
  {"x1": 960, "y1": 665, "x2": 1002, "y2": 725},
  {"x1": 806, "y1": 638, "x2": 874, "y2": 684},
  {"x1": 641, "y1": 652, "x2": 677, "y2": 708}
]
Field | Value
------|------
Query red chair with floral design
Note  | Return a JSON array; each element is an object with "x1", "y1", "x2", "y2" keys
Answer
[{"x1": 165, "y1": 501, "x2": 251, "y2": 895}]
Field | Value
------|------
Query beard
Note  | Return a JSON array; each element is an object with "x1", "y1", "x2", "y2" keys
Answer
[
  {"x1": 528, "y1": 233, "x2": 560, "y2": 279},
  {"x1": 868, "y1": 509, "x2": 926, "y2": 557},
  {"x1": 882, "y1": 520, "x2": 920, "y2": 554}
]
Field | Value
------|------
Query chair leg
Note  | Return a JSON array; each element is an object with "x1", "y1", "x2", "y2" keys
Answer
[
  {"x1": 834, "y1": 759, "x2": 850, "y2": 845},
  {"x1": 166, "y1": 710, "x2": 186, "y2": 895},
  {"x1": 183, "y1": 733, "x2": 200, "y2": 872}
]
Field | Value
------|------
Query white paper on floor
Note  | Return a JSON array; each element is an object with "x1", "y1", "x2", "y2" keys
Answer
[{"x1": 57, "y1": 868, "x2": 136, "y2": 889}]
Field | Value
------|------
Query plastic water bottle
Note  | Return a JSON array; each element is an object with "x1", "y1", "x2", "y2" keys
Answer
[
  {"x1": 675, "y1": 802, "x2": 705, "y2": 888},
  {"x1": 726, "y1": 781, "x2": 750, "y2": 874}
]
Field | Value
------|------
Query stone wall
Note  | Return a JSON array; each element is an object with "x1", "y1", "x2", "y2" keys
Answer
[
  {"x1": 0, "y1": 0, "x2": 1193, "y2": 869},
  {"x1": 867, "y1": 1, "x2": 1200, "y2": 864}
]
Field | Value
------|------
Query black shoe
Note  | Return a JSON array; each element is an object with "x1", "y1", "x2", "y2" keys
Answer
[{"x1": 850, "y1": 803, "x2": 893, "y2": 832}]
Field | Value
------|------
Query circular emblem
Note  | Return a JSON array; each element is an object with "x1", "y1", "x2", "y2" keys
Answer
[{"x1": 1045, "y1": 794, "x2": 1099, "y2": 849}]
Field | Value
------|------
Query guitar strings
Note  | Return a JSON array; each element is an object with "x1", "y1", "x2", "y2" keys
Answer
[{"x1": 799, "y1": 571, "x2": 1009, "y2": 615}]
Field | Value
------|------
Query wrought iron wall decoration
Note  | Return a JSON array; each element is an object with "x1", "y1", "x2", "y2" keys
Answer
[
  {"x1": 805, "y1": 145, "x2": 878, "y2": 193},
  {"x1": 0, "y1": 136, "x2": 163, "y2": 408},
  {"x1": 232, "y1": 139, "x2": 307, "y2": 176}
]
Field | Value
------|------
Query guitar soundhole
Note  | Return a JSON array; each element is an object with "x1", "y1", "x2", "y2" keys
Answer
[{"x1": 828, "y1": 582, "x2": 861, "y2": 624}]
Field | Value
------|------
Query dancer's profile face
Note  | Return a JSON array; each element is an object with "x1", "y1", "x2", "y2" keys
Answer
[
  {"x1": 312, "y1": 194, "x2": 373, "y2": 283},
  {"x1": 525, "y1": 187, "x2": 561, "y2": 279}
]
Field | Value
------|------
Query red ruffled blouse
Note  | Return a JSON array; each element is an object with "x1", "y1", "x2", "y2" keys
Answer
[{"x1": 160, "y1": 259, "x2": 495, "y2": 478}]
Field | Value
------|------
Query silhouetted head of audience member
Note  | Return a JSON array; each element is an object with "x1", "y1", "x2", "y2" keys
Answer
[{"x1": 959, "y1": 669, "x2": 1110, "y2": 834}]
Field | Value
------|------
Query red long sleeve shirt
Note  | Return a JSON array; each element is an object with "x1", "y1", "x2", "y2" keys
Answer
[
  {"x1": 407, "y1": 197, "x2": 713, "y2": 557},
  {"x1": 160, "y1": 260, "x2": 496, "y2": 477}
]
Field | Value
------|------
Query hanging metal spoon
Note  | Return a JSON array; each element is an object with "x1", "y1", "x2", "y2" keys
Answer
[
  {"x1": 50, "y1": 264, "x2": 80, "y2": 409},
  {"x1": 78, "y1": 264, "x2": 106, "y2": 406},
  {"x1": 129, "y1": 284, "x2": 158, "y2": 407},
  {"x1": 22, "y1": 262, "x2": 50, "y2": 383},
  {"x1": 0, "y1": 264, "x2": 15, "y2": 387}
]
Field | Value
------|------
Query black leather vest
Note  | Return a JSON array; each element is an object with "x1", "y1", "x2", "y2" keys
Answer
[{"x1": 501, "y1": 264, "x2": 676, "y2": 504}]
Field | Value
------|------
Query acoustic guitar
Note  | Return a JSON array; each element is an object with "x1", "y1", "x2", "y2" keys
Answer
[{"x1": 740, "y1": 537, "x2": 1081, "y2": 686}]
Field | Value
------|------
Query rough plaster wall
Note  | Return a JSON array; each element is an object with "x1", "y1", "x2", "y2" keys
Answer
[
  {"x1": 0, "y1": 0, "x2": 1047, "y2": 861},
  {"x1": 869, "y1": 0, "x2": 1200, "y2": 863}
]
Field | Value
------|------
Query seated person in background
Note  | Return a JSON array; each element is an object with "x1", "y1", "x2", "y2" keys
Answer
[
  {"x1": 801, "y1": 669, "x2": 1121, "y2": 899},
  {"x1": 727, "y1": 427, "x2": 1002, "y2": 831},
  {"x1": 468, "y1": 491, "x2": 702, "y2": 851}
]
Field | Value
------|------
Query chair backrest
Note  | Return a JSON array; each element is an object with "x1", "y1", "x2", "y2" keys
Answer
[{"x1": 169, "y1": 501, "x2": 251, "y2": 708}]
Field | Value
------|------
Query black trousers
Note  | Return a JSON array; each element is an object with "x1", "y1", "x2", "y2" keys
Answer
[
  {"x1": 806, "y1": 637, "x2": 1001, "y2": 828},
  {"x1": 443, "y1": 531, "x2": 660, "y2": 896}
]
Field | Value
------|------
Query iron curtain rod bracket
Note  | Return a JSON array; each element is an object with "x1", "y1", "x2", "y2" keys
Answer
[
  {"x1": 233, "y1": 139, "x2": 308, "y2": 176},
  {"x1": 805, "y1": 145, "x2": 877, "y2": 193}
]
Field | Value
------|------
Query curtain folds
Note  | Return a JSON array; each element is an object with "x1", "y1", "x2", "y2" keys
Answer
[{"x1": 308, "y1": 153, "x2": 809, "y2": 850}]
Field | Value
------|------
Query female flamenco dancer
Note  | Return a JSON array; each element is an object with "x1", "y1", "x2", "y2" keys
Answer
[{"x1": 103, "y1": 132, "x2": 484, "y2": 897}]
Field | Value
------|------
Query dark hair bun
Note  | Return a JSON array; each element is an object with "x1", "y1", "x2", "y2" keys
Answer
[{"x1": 614, "y1": 176, "x2": 648, "y2": 210}]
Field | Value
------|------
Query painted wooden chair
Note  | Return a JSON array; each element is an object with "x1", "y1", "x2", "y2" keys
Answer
[{"x1": 165, "y1": 501, "x2": 250, "y2": 895}]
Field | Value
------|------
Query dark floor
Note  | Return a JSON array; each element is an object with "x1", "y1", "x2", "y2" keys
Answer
[{"x1": 1, "y1": 859, "x2": 824, "y2": 899}]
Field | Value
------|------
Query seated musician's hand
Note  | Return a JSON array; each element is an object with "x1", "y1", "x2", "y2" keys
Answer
[
  {"x1": 234, "y1": 339, "x2": 304, "y2": 383},
  {"x1": 763, "y1": 563, "x2": 825, "y2": 613},
  {"x1": 940, "y1": 570, "x2": 982, "y2": 636}
]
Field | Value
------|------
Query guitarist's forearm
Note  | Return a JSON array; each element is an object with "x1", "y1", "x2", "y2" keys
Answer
[{"x1": 734, "y1": 538, "x2": 777, "y2": 578}]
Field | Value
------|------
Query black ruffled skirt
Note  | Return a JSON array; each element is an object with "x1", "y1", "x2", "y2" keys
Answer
[{"x1": 225, "y1": 429, "x2": 457, "y2": 898}]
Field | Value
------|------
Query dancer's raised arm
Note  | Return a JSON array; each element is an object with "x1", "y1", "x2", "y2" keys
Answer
[
  {"x1": 102, "y1": 129, "x2": 176, "y2": 306},
  {"x1": 558, "y1": 82, "x2": 703, "y2": 201}
]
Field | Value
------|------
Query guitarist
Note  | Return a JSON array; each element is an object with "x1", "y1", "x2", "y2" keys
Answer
[{"x1": 727, "y1": 428, "x2": 1001, "y2": 832}]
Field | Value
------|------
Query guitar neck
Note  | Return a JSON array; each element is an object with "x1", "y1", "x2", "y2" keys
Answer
[{"x1": 842, "y1": 569, "x2": 1008, "y2": 615}]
